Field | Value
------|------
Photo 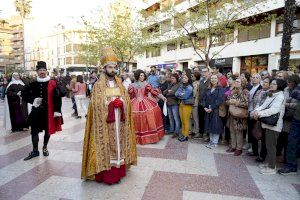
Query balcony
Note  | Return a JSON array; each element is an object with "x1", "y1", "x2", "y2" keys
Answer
[
  {"x1": 11, "y1": 28, "x2": 23, "y2": 34},
  {"x1": 13, "y1": 50, "x2": 23, "y2": 56},
  {"x1": 11, "y1": 42, "x2": 24, "y2": 49},
  {"x1": 11, "y1": 35, "x2": 23, "y2": 42}
]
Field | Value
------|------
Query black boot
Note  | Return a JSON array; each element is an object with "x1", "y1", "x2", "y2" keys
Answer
[
  {"x1": 42, "y1": 147, "x2": 49, "y2": 156},
  {"x1": 24, "y1": 151, "x2": 40, "y2": 161}
]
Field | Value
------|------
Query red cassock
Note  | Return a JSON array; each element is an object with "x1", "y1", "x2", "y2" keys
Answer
[{"x1": 47, "y1": 80, "x2": 63, "y2": 135}]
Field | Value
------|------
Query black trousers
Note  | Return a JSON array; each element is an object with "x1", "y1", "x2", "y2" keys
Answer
[
  {"x1": 31, "y1": 127, "x2": 50, "y2": 152},
  {"x1": 259, "y1": 129, "x2": 267, "y2": 159},
  {"x1": 198, "y1": 105, "x2": 206, "y2": 134},
  {"x1": 248, "y1": 118, "x2": 259, "y2": 155}
]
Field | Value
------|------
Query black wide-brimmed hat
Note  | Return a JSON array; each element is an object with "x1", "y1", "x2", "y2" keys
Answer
[{"x1": 36, "y1": 61, "x2": 47, "y2": 70}]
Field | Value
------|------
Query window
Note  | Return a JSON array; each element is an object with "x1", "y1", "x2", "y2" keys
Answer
[
  {"x1": 66, "y1": 44, "x2": 72, "y2": 52},
  {"x1": 146, "y1": 49, "x2": 151, "y2": 58},
  {"x1": 174, "y1": 12, "x2": 187, "y2": 29},
  {"x1": 174, "y1": 0, "x2": 185, "y2": 6},
  {"x1": 167, "y1": 43, "x2": 177, "y2": 51},
  {"x1": 152, "y1": 46, "x2": 161, "y2": 57},
  {"x1": 276, "y1": 13, "x2": 300, "y2": 35},
  {"x1": 66, "y1": 57, "x2": 72, "y2": 64},
  {"x1": 73, "y1": 44, "x2": 82, "y2": 52},
  {"x1": 161, "y1": 0, "x2": 172, "y2": 12},
  {"x1": 74, "y1": 56, "x2": 84, "y2": 64},
  {"x1": 161, "y1": 19, "x2": 171, "y2": 34},
  {"x1": 238, "y1": 23, "x2": 271, "y2": 42},
  {"x1": 180, "y1": 40, "x2": 192, "y2": 49}
]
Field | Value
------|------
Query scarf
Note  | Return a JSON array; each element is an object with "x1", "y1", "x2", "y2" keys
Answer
[{"x1": 37, "y1": 76, "x2": 51, "y2": 83}]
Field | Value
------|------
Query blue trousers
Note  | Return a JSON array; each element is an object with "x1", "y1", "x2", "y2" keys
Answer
[{"x1": 285, "y1": 118, "x2": 300, "y2": 170}]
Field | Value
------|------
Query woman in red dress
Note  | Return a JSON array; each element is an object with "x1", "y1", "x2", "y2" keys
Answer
[{"x1": 128, "y1": 70, "x2": 166, "y2": 145}]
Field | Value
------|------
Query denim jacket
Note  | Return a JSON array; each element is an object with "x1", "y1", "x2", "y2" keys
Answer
[{"x1": 175, "y1": 84, "x2": 193, "y2": 104}]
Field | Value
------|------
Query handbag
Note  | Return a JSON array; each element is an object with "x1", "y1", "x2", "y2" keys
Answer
[
  {"x1": 252, "y1": 121, "x2": 262, "y2": 140},
  {"x1": 219, "y1": 104, "x2": 227, "y2": 117},
  {"x1": 257, "y1": 96, "x2": 282, "y2": 126},
  {"x1": 259, "y1": 114, "x2": 279, "y2": 126},
  {"x1": 229, "y1": 105, "x2": 248, "y2": 118}
]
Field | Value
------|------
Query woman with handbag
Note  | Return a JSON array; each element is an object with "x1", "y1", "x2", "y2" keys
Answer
[
  {"x1": 226, "y1": 77, "x2": 249, "y2": 156},
  {"x1": 251, "y1": 77, "x2": 271, "y2": 162},
  {"x1": 175, "y1": 74, "x2": 193, "y2": 142},
  {"x1": 253, "y1": 79, "x2": 286, "y2": 175},
  {"x1": 203, "y1": 75, "x2": 225, "y2": 149}
]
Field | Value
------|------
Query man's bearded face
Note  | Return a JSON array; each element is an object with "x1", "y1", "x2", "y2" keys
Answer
[{"x1": 105, "y1": 64, "x2": 118, "y2": 77}]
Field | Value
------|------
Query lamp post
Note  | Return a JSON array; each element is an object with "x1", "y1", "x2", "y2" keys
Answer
[
  {"x1": 54, "y1": 23, "x2": 62, "y2": 74},
  {"x1": 81, "y1": 16, "x2": 89, "y2": 75}
]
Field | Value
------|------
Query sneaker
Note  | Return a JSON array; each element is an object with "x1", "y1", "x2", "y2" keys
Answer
[
  {"x1": 278, "y1": 168, "x2": 297, "y2": 175},
  {"x1": 243, "y1": 143, "x2": 251, "y2": 150},
  {"x1": 234, "y1": 150, "x2": 243, "y2": 156},
  {"x1": 42, "y1": 148, "x2": 49, "y2": 157},
  {"x1": 193, "y1": 133, "x2": 203, "y2": 140},
  {"x1": 260, "y1": 167, "x2": 276, "y2": 175},
  {"x1": 24, "y1": 151, "x2": 40, "y2": 161},
  {"x1": 258, "y1": 163, "x2": 268, "y2": 169},
  {"x1": 178, "y1": 136, "x2": 188, "y2": 142}
]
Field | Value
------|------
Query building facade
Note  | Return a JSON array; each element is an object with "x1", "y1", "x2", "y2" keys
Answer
[
  {"x1": 0, "y1": 16, "x2": 24, "y2": 74},
  {"x1": 137, "y1": 0, "x2": 300, "y2": 74}
]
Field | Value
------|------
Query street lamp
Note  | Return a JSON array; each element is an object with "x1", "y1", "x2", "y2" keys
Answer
[
  {"x1": 54, "y1": 23, "x2": 62, "y2": 73},
  {"x1": 81, "y1": 16, "x2": 89, "y2": 75}
]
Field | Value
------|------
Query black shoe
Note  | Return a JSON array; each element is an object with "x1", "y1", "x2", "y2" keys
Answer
[
  {"x1": 24, "y1": 151, "x2": 40, "y2": 161},
  {"x1": 42, "y1": 148, "x2": 49, "y2": 157},
  {"x1": 247, "y1": 152, "x2": 258, "y2": 156},
  {"x1": 178, "y1": 136, "x2": 188, "y2": 142},
  {"x1": 255, "y1": 157, "x2": 265, "y2": 162},
  {"x1": 278, "y1": 168, "x2": 297, "y2": 175}
]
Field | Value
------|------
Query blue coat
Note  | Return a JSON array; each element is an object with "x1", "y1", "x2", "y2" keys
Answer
[{"x1": 203, "y1": 86, "x2": 225, "y2": 135}]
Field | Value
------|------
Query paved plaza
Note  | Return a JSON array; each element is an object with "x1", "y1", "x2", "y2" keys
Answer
[{"x1": 0, "y1": 98, "x2": 299, "y2": 200}]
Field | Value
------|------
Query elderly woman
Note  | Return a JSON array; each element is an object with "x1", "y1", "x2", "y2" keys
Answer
[
  {"x1": 253, "y1": 79, "x2": 286, "y2": 175},
  {"x1": 251, "y1": 77, "x2": 271, "y2": 162},
  {"x1": 203, "y1": 75, "x2": 225, "y2": 149},
  {"x1": 4, "y1": 72, "x2": 28, "y2": 132},
  {"x1": 226, "y1": 77, "x2": 249, "y2": 156}
]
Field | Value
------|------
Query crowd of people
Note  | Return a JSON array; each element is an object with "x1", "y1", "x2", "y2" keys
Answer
[{"x1": 1, "y1": 59, "x2": 300, "y2": 181}]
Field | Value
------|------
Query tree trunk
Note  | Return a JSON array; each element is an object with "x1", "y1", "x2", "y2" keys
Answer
[{"x1": 279, "y1": 0, "x2": 296, "y2": 71}]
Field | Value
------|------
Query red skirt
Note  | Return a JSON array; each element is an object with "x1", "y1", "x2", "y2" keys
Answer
[{"x1": 95, "y1": 165, "x2": 126, "y2": 185}]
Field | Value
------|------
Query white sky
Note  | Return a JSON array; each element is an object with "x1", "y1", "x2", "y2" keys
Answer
[{"x1": 0, "y1": 0, "x2": 145, "y2": 47}]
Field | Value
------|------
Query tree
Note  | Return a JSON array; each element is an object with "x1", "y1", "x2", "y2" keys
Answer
[
  {"x1": 80, "y1": 0, "x2": 148, "y2": 71},
  {"x1": 14, "y1": 0, "x2": 32, "y2": 72},
  {"x1": 142, "y1": 0, "x2": 274, "y2": 68},
  {"x1": 279, "y1": 0, "x2": 297, "y2": 71}
]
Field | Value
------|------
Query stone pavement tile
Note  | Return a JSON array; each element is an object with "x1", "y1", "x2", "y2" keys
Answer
[
  {"x1": 292, "y1": 184, "x2": 300, "y2": 194},
  {"x1": 0, "y1": 161, "x2": 80, "y2": 200},
  {"x1": 183, "y1": 191, "x2": 261, "y2": 200},
  {"x1": 142, "y1": 154, "x2": 263, "y2": 200},
  {"x1": 0, "y1": 158, "x2": 47, "y2": 186},
  {"x1": 137, "y1": 135, "x2": 169, "y2": 149},
  {"x1": 0, "y1": 144, "x2": 31, "y2": 169},
  {"x1": 138, "y1": 137, "x2": 188, "y2": 160},
  {"x1": 20, "y1": 193, "x2": 61, "y2": 200}
]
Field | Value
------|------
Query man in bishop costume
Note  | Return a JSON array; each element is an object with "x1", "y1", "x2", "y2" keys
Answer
[{"x1": 81, "y1": 47, "x2": 137, "y2": 184}]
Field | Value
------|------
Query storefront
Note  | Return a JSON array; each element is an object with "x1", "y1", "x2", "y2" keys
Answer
[
  {"x1": 241, "y1": 55, "x2": 268, "y2": 74},
  {"x1": 209, "y1": 57, "x2": 233, "y2": 73}
]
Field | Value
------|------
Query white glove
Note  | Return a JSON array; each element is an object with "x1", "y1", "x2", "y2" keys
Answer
[
  {"x1": 17, "y1": 91, "x2": 21, "y2": 96},
  {"x1": 33, "y1": 98, "x2": 43, "y2": 108}
]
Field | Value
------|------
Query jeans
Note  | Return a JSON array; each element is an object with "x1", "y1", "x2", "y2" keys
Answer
[
  {"x1": 167, "y1": 105, "x2": 180, "y2": 135},
  {"x1": 210, "y1": 134, "x2": 220, "y2": 145},
  {"x1": 285, "y1": 119, "x2": 300, "y2": 170}
]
